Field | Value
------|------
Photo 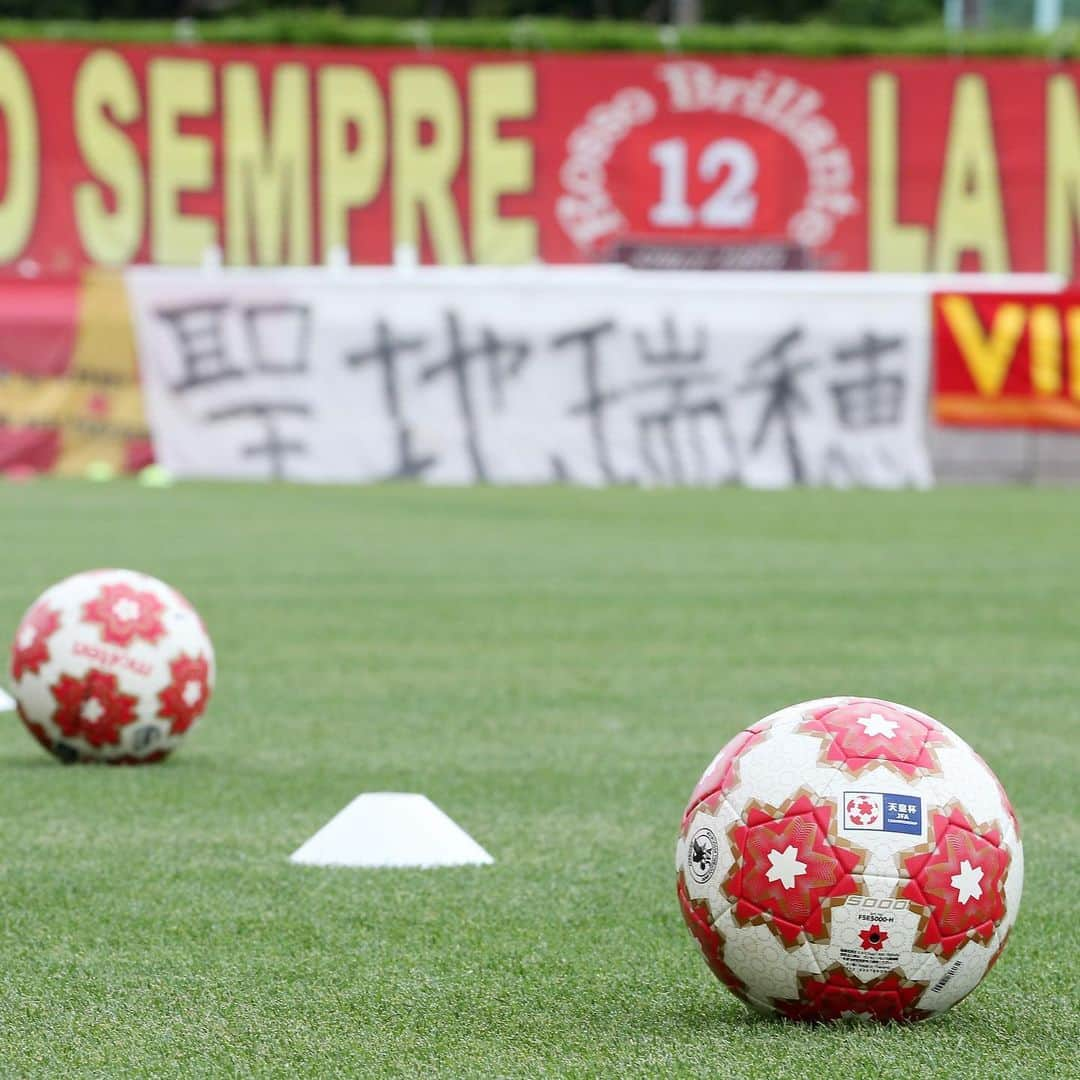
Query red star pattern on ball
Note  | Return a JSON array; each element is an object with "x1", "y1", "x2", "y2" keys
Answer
[
  {"x1": 11, "y1": 600, "x2": 62, "y2": 680},
  {"x1": 677, "y1": 875, "x2": 750, "y2": 1003},
  {"x1": 682, "y1": 721, "x2": 770, "y2": 827},
  {"x1": 859, "y1": 923, "x2": 889, "y2": 951},
  {"x1": 50, "y1": 669, "x2": 139, "y2": 748},
  {"x1": 901, "y1": 805, "x2": 1010, "y2": 959},
  {"x1": 157, "y1": 654, "x2": 211, "y2": 734},
  {"x1": 775, "y1": 967, "x2": 928, "y2": 1023},
  {"x1": 722, "y1": 794, "x2": 862, "y2": 946},
  {"x1": 798, "y1": 698, "x2": 950, "y2": 780},
  {"x1": 82, "y1": 582, "x2": 166, "y2": 648}
]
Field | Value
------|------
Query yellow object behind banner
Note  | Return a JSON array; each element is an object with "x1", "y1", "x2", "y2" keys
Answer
[{"x1": 1, "y1": 270, "x2": 151, "y2": 475}]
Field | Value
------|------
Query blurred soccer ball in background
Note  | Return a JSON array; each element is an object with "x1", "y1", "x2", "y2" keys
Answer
[
  {"x1": 9, "y1": 569, "x2": 214, "y2": 764},
  {"x1": 676, "y1": 697, "x2": 1022, "y2": 1022}
]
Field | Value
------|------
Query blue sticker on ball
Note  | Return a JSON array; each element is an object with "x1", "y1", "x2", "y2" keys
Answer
[{"x1": 843, "y1": 792, "x2": 922, "y2": 835}]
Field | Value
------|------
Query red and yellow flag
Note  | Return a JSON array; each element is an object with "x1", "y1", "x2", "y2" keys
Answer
[{"x1": 0, "y1": 270, "x2": 151, "y2": 474}]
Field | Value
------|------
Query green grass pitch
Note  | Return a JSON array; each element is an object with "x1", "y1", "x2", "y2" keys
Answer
[{"x1": 0, "y1": 481, "x2": 1076, "y2": 1078}]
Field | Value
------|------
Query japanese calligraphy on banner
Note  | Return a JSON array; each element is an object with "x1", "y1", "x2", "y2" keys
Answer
[
  {"x1": 934, "y1": 291, "x2": 1080, "y2": 429},
  {"x1": 1, "y1": 42, "x2": 1080, "y2": 277},
  {"x1": 127, "y1": 268, "x2": 933, "y2": 488}
]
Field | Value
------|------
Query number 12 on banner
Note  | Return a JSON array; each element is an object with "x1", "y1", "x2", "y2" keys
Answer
[{"x1": 649, "y1": 137, "x2": 759, "y2": 230}]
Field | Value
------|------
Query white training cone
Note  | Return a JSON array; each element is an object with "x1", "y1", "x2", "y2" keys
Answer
[
  {"x1": 290, "y1": 792, "x2": 494, "y2": 869},
  {"x1": 0, "y1": 686, "x2": 15, "y2": 712}
]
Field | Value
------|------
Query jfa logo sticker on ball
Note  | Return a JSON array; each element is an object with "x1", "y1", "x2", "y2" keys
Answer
[{"x1": 843, "y1": 792, "x2": 922, "y2": 836}]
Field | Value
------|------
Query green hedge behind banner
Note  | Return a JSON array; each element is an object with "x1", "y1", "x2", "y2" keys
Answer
[
  {"x1": 0, "y1": 13, "x2": 1076, "y2": 58},
  {"x1": 0, "y1": 2, "x2": 942, "y2": 27}
]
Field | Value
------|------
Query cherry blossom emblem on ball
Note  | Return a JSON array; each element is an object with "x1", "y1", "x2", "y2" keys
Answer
[
  {"x1": 676, "y1": 697, "x2": 1022, "y2": 1022},
  {"x1": 9, "y1": 569, "x2": 215, "y2": 764}
]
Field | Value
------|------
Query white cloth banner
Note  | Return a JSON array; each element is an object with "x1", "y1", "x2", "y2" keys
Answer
[{"x1": 126, "y1": 268, "x2": 935, "y2": 488}]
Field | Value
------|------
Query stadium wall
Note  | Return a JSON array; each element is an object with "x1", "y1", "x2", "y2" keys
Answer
[
  {"x1": 2, "y1": 268, "x2": 1072, "y2": 486},
  {"x1": 2, "y1": 39, "x2": 1079, "y2": 483},
  {"x1": 0, "y1": 41, "x2": 1079, "y2": 277}
]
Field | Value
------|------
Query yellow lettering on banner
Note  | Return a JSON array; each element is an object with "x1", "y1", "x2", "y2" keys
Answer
[
  {"x1": 74, "y1": 51, "x2": 144, "y2": 264},
  {"x1": 940, "y1": 295, "x2": 1026, "y2": 396},
  {"x1": 1046, "y1": 75, "x2": 1080, "y2": 279},
  {"x1": 0, "y1": 46, "x2": 39, "y2": 262},
  {"x1": 148, "y1": 58, "x2": 215, "y2": 264},
  {"x1": 391, "y1": 66, "x2": 465, "y2": 265},
  {"x1": 224, "y1": 63, "x2": 311, "y2": 266},
  {"x1": 469, "y1": 64, "x2": 536, "y2": 264},
  {"x1": 868, "y1": 73, "x2": 928, "y2": 272},
  {"x1": 318, "y1": 66, "x2": 386, "y2": 262},
  {"x1": 1069, "y1": 308, "x2": 1080, "y2": 401},
  {"x1": 1028, "y1": 304, "x2": 1061, "y2": 396},
  {"x1": 933, "y1": 76, "x2": 1010, "y2": 272}
]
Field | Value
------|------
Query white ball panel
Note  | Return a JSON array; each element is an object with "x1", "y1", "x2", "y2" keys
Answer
[
  {"x1": 677, "y1": 797, "x2": 740, "y2": 918},
  {"x1": 713, "y1": 907, "x2": 822, "y2": 1004},
  {"x1": 819, "y1": 886, "x2": 926, "y2": 984}
]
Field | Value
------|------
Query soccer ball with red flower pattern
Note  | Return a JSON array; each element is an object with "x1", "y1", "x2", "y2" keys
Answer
[
  {"x1": 676, "y1": 697, "x2": 1022, "y2": 1022},
  {"x1": 9, "y1": 569, "x2": 215, "y2": 764}
]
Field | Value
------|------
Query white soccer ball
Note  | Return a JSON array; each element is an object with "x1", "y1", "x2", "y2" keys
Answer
[
  {"x1": 676, "y1": 697, "x2": 1022, "y2": 1022},
  {"x1": 9, "y1": 569, "x2": 215, "y2": 764}
]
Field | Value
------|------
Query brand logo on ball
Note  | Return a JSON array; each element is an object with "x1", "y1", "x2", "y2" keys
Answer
[
  {"x1": 858, "y1": 922, "x2": 889, "y2": 951},
  {"x1": 688, "y1": 826, "x2": 719, "y2": 883},
  {"x1": 843, "y1": 792, "x2": 922, "y2": 836}
]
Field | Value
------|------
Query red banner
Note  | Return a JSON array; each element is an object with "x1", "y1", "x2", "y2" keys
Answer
[
  {"x1": 0, "y1": 42, "x2": 1078, "y2": 275},
  {"x1": 934, "y1": 291, "x2": 1080, "y2": 429}
]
